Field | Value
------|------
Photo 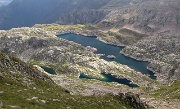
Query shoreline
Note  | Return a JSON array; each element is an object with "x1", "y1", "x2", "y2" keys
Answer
[{"x1": 57, "y1": 31, "x2": 157, "y2": 80}]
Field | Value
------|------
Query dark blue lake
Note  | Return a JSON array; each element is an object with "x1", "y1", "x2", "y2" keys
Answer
[
  {"x1": 57, "y1": 33, "x2": 156, "y2": 79},
  {"x1": 41, "y1": 66, "x2": 56, "y2": 75}
]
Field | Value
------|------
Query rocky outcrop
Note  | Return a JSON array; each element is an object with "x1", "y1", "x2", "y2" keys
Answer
[
  {"x1": 107, "y1": 55, "x2": 116, "y2": 59},
  {"x1": 117, "y1": 92, "x2": 148, "y2": 109},
  {"x1": 0, "y1": 52, "x2": 53, "y2": 84},
  {"x1": 121, "y1": 34, "x2": 180, "y2": 82}
]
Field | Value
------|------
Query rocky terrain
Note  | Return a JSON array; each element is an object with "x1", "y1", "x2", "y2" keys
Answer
[
  {"x1": 101, "y1": 0, "x2": 180, "y2": 34},
  {"x1": 0, "y1": 27, "x2": 151, "y2": 109},
  {"x1": 0, "y1": 26, "x2": 180, "y2": 108},
  {"x1": 34, "y1": 23, "x2": 180, "y2": 83},
  {"x1": 0, "y1": 52, "x2": 148, "y2": 109},
  {"x1": 33, "y1": 0, "x2": 180, "y2": 84},
  {"x1": 98, "y1": 0, "x2": 180, "y2": 83},
  {"x1": 0, "y1": 27, "x2": 153, "y2": 87},
  {"x1": 0, "y1": 0, "x2": 179, "y2": 108},
  {"x1": 33, "y1": 24, "x2": 147, "y2": 46},
  {"x1": 0, "y1": 52, "x2": 53, "y2": 84},
  {"x1": 121, "y1": 34, "x2": 180, "y2": 83}
]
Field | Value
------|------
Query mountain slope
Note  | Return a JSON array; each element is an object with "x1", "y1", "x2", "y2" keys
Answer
[
  {"x1": 0, "y1": 52, "x2": 53, "y2": 83},
  {"x1": 0, "y1": 0, "x2": 111, "y2": 29},
  {"x1": 0, "y1": 52, "x2": 147, "y2": 109},
  {"x1": 0, "y1": 41, "x2": 179, "y2": 108},
  {"x1": 0, "y1": 0, "x2": 179, "y2": 33},
  {"x1": 0, "y1": 0, "x2": 152, "y2": 30},
  {"x1": 98, "y1": 0, "x2": 180, "y2": 35}
]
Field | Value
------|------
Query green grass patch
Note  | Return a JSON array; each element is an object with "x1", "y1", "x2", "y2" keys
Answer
[
  {"x1": 34, "y1": 24, "x2": 85, "y2": 33},
  {"x1": 28, "y1": 61, "x2": 41, "y2": 66},
  {"x1": 0, "y1": 75, "x2": 136, "y2": 109},
  {"x1": 147, "y1": 80, "x2": 180, "y2": 99}
]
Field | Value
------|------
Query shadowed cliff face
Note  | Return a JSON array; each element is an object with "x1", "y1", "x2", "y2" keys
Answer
[
  {"x1": 0, "y1": 0, "x2": 111, "y2": 29},
  {"x1": 0, "y1": 0, "x2": 72, "y2": 29}
]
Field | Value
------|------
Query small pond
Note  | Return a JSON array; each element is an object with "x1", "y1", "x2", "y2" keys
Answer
[
  {"x1": 41, "y1": 66, "x2": 56, "y2": 75},
  {"x1": 79, "y1": 73, "x2": 139, "y2": 88}
]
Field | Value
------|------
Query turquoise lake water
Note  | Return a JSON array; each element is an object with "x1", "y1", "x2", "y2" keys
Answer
[{"x1": 79, "y1": 73, "x2": 139, "y2": 87}]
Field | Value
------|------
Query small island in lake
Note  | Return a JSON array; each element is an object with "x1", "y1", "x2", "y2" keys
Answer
[{"x1": 107, "y1": 55, "x2": 116, "y2": 59}]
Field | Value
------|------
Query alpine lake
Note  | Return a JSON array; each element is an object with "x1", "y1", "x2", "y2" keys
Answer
[{"x1": 42, "y1": 33, "x2": 156, "y2": 88}]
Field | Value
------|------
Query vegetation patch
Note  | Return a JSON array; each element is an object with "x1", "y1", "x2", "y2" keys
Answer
[
  {"x1": 147, "y1": 80, "x2": 180, "y2": 99},
  {"x1": 0, "y1": 74, "x2": 138, "y2": 109}
]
